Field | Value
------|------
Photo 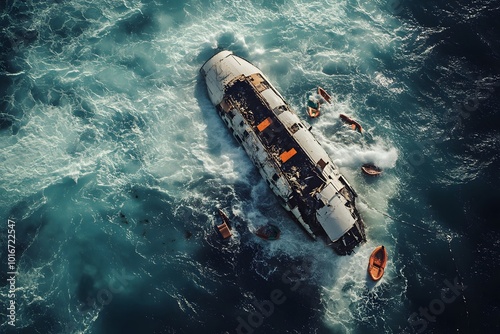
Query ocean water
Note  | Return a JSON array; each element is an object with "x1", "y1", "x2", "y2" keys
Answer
[{"x1": 1, "y1": 0, "x2": 499, "y2": 333}]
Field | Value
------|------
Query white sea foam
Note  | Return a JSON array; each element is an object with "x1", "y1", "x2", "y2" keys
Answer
[{"x1": 0, "y1": 0, "x2": 412, "y2": 332}]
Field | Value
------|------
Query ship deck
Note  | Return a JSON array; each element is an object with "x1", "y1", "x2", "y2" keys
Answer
[{"x1": 224, "y1": 77, "x2": 328, "y2": 229}]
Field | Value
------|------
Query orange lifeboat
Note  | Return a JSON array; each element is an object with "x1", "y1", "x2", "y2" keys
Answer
[
  {"x1": 307, "y1": 100, "x2": 321, "y2": 118},
  {"x1": 307, "y1": 87, "x2": 331, "y2": 118},
  {"x1": 339, "y1": 114, "x2": 362, "y2": 133},
  {"x1": 368, "y1": 246, "x2": 388, "y2": 281}
]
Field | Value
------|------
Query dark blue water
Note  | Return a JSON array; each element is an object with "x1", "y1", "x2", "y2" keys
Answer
[{"x1": 1, "y1": 1, "x2": 499, "y2": 333}]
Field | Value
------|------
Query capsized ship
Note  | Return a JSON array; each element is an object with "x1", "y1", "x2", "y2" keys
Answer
[{"x1": 200, "y1": 51, "x2": 366, "y2": 255}]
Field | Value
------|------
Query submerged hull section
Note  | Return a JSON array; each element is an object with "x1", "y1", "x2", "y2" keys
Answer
[{"x1": 201, "y1": 51, "x2": 366, "y2": 255}]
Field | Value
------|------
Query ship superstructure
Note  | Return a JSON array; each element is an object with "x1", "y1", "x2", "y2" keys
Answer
[{"x1": 200, "y1": 51, "x2": 366, "y2": 255}]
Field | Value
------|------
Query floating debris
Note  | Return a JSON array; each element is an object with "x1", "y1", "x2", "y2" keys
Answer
[{"x1": 217, "y1": 209, "x2": 232, "y2": 239}]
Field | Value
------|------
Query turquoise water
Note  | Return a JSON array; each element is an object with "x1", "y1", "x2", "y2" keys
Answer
[{"x1": 1, "y1": 0, "x2": 499, "y2": 333}]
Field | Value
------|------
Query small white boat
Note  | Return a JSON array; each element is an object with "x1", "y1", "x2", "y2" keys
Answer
[{"x1": 361, "y1": 164, "x2": 382, "y2": 176}]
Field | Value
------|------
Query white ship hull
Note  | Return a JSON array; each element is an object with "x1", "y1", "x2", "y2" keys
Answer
[{"x1": 201, "y1": 51, "x2": 366, "y2": 255}]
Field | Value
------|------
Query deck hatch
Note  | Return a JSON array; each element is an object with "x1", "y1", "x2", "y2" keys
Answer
[
  {"x1": 280, "y1": 148, "x2": 297, "y2": 163},
  {"x1": 257, "y1": 117, "x2": 272, "y2": 132}
]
